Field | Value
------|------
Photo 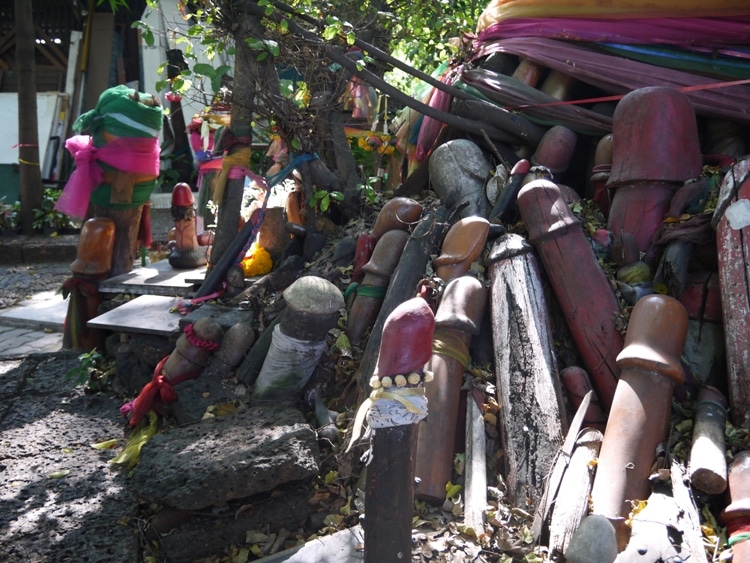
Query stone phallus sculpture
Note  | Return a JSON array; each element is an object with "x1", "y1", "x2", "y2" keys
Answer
[
  {"x1": 169, "y1": 182, "x2": 208, "y2": 269},
  {"x1": 429, "y1": 139, "x2": 492, "y2": 219},
  {"x1": 253, "y1": 276, "x2": 344, "y2": 403}
]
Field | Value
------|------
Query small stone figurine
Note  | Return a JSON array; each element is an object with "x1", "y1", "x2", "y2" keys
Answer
[{"x1": 169, "y1": 182, "x2": 207, "y2": 269}]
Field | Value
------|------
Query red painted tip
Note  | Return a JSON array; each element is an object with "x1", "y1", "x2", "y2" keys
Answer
[
  {"x1": 374, "y1": 297, "x2": 435, "y2": 377},
  {"x1": 172, "y1": 183, "x2": 194, "y2": 206}
]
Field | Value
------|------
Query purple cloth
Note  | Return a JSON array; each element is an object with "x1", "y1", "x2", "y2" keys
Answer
[
  {"x1": 479, "y1": 37, "x2": 750, "y2": 125},
  {"x1": 477, "y1": 17, "x2": 750, "y2": 47}
]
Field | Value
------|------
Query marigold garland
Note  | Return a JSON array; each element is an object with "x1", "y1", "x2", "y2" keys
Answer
[
  {"x1": 357, "y1": 134, "x2": 396, "y2": 155},
  {"x1": 240, "y1": 243, "x2": 273, "y2": 277}
]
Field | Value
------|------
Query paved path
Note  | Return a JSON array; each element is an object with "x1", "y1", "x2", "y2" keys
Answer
[{"x1": 0, "y1": 291, "x2": 66, "y2": 358}]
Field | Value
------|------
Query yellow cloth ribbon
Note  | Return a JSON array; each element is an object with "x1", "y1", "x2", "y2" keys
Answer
[
  {"x1": 211, "y1": 146, "x2": 253, "y2": 206},
  {"x1": 432, "y1": 328, "x2": 471, "y2": 369},
  {"x1": 109, "y1": 411, "x2": 158, "y2": 469},
  {"x1": 346, "y1": 386, "x2": 426, "y2": 452}
]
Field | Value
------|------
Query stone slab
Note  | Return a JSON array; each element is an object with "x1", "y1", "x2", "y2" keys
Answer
[
  {"x1": 254, "y1": 525, "x2": 365, "y2": 563},
  {"x1": 0, "y1": 290, "x2": 68, "y2": 331},
  {"x1": 98, "y1": 259, "x2": 205, "y2": 296},
  {"x1": 130, "y1": 406, "x2": 320, "y2": 511},
  {"x1": 87, "y1": 294, "x2": 182, "y2": 336}
]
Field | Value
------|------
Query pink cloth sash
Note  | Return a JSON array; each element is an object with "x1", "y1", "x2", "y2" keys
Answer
[{"x1": 55, "y1": 135, "x2": 161, "y2": 219}]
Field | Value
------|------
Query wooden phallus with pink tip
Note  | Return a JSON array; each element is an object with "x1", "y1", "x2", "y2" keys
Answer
[{"x1": 358, "y1": 297, "x2": 435, "y2": 563}]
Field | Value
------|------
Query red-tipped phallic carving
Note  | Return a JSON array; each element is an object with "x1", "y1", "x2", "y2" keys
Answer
[{"x1": 517, "y1": 178, "x2": 622, "y2": 411}]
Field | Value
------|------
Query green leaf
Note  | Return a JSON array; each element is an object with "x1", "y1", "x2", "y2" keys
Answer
[
  {"x1": 154, "y1": 80, "x2": 168, "y2": 93},
  {"x1": 246, "y1": 37, "x2": 265, "y2": 51},
  {"x1": 143, "y1": 28, "x2": 154, "y2": 48},
  {"x1": 346, "y1": 31, "x2": 356, "y2": 45},
  {"x1": 257, "y1": 51, "x2": 268, "y2": 62},
  {"x1": 192, "y1": 63, "x2": 216, "y2": 76},
  {"x1": 279, "y1": 19, "x2": 288, "y2": 34},
  {"x1": 211, "y1": 75, "x2": 224, "y2": 94},
  {"x1": 320, "y1": 195, "x2": 330, "y2": 212},
  {"x1": 187, "y1": 24, "x2": 203, "y2": 37},
  {"x1": 334, "y1": 332, "x2": 351, "y2": 351},
  {"x1": 329, "y1": 191, "x2": 344, "y2": 201},
  {"x1": 266, "y1": 40, "x2": 280, "y2": 57},
  {"x1": 291, "y1": 138, "x2": 301, "y2": 150}
]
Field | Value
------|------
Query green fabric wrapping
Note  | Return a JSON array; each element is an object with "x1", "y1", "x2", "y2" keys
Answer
[
  {"x1": 74, "y1": 84, "x2": 163, "y2": 145},
  {"x1": 73, "y1": 85, "x2": 163, "y2": 209},
  {"x1": 89, "y1": 180, "x2": 159, "y2": 209}
]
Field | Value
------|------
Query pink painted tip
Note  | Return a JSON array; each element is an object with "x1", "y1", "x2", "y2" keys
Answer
[
  {"x1": 120, "y1": 401, "x2": 134, "y2": 417},
  {"x1": 374, "y1": 297, "x2": 435, "y2": 377},
  {"x1": 511, "y1": 159, "x2": 531, "y2": 175},
  {"x1": 591, "y1": 228, "x2": 611, "y2": 248}
]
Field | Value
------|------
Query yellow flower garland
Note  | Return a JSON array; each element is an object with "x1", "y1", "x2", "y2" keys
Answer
[{"x1": 240, "y1": 243, "x2": 273, "y2": 277}]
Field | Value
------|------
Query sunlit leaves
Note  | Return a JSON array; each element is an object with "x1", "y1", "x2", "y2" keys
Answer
[{"x1": 131, "y1": 20, "x2": 154, "y2": 47}]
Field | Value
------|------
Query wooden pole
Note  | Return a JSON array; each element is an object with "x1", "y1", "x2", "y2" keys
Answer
[{"x1": 487, "y1": 233, "x2": 569, "y2": 510}]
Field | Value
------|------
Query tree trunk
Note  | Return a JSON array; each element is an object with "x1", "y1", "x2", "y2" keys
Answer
[
  {"x1": 15, "y1": 0, "x2": 43, "y2": 235},
  {"x1": 209, "y1": 9, "x2": 261, "y2": 269}
]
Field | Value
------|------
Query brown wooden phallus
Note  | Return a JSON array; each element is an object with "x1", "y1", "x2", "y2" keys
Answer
[
  {"x1": 415, "y1": 276, "x2": 487, "y2": 504},
  {"x1": 371, "y1": 196, "x2": 423, "y2": 239},
  {"x1": 346, "y1": 230, "x2": 409, "y2": 345},
  {"x1": 590, "y1": 294, "x2": 688, "y2": 546},
  {"x1": 63, "y1": 217, "x2": 116, "y2": 351},
  {"x1": 433, "y1": 216, "x2": 489, "y2": 282}
]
